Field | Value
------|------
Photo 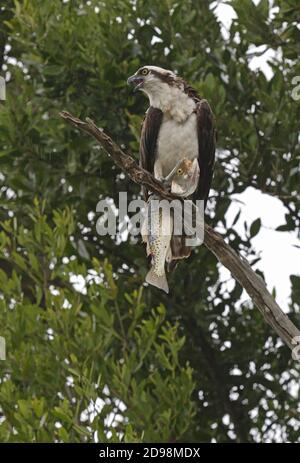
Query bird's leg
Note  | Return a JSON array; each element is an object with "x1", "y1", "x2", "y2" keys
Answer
[
  {"x1": 154, "y1": 159, "x2": 184, "y2": 191},
  {"x1": 159, "y1": 177, "x2": 172, "y2": 191},
  {"x1": 154, "y1": 161, "x2": 171, "y2": 191},
  {"x1": 164, "y1": 159, "x2": 184, "y2": 183},
  {"x1": 154, "y1": 161, "x2": 164, "y2": 182}
]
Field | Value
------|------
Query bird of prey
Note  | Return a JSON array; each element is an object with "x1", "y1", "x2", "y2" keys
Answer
[{"x1": 127, "y1": 65, "x2": 216, "y2": 262}]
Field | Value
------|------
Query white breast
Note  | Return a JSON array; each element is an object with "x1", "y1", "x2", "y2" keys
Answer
[{"x1": 156, "y1": 113, "x2": 198, "y2": 177}]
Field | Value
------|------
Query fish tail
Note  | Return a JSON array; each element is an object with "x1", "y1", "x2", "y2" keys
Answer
[{"x1": 146, "y1": 268, "x2": 169, "y2": 294}]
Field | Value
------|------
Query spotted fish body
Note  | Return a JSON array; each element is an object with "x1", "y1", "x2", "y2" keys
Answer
[
  {"x1": 142, "y1": 195, "x2": 172, "y2": 293},
  {"x1": 141, "y1": 158, "x2": 200, "y2": 293}
]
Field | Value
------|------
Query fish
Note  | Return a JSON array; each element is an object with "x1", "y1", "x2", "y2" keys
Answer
[
  {"x1": 142, "y1": 195, "x2": 172, "y2": 293},
  {"x1": 141, "y1": 158, "x2": 200, "y2": 293}
]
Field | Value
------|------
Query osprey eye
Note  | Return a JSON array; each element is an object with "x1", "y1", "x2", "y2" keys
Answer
[
  {"x1": 177, "y1": 168, "x2": 183, "y2": 175},
  {"x1": 141, "y1": 68, "x2": 149, "y2": 76}
]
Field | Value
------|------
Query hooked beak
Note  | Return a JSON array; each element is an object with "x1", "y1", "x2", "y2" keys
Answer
[{"x1": 127, "y1": 75, "x2": 144, "y2": 92}]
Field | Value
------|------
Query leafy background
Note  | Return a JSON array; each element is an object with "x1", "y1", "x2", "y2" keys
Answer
[{"x1": 0, "y1": 0, "x2": 299, "y2": 443}]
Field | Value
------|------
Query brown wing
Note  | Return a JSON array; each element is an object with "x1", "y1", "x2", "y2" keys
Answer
[
  {"x1": 139, "y1": 106, "x2": 163, "y2": 200},
  {"x1": 194, "y1": 99, "x2": 216, "y2": 208}
]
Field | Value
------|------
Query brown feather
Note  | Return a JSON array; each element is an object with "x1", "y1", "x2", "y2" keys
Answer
[
  {"x1": 193, "y1": 99, "x2": 216, "y2": 207},
  {"x1": 139, "y1": 106, "x2": 163, "y2": 200}
]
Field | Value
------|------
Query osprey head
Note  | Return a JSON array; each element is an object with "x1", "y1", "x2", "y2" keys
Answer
[
  {"x1": 128, "y1": 66, "x2": 199, "y2": 122},
  {"x1": 127, "y1": 66, "x2": 177, "y2": 94}
]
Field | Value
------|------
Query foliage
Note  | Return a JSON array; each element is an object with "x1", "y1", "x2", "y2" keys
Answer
[
  {"x1": 0, "y1": 201, "x2": 195, "y2": 442},
  {"x1": 0, "y1": 0, "x2": 299, "y2": 442}
]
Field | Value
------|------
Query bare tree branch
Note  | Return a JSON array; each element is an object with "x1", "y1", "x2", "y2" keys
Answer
[{"x1": 59, "y1": 111, "x2": 300, "y2": 351}]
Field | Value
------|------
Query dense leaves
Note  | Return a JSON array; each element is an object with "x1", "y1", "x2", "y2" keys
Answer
[{"x1": 0, "y1": 0, "x2": 299, "y2": 442}]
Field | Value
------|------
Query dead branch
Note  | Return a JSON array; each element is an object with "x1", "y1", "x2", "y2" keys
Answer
[{"x1": 59, "y1": 111, "x2": 300, "y2": 351}]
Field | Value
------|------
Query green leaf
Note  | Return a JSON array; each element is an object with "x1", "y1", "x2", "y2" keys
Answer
[{"x1": 250, "y1": 218, "x2": 261, "y2": 237}]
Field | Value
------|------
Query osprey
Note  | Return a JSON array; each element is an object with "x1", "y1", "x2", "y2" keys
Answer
[{"x1": 128, "y1": 65, "x2": 216, "y2": 261}]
